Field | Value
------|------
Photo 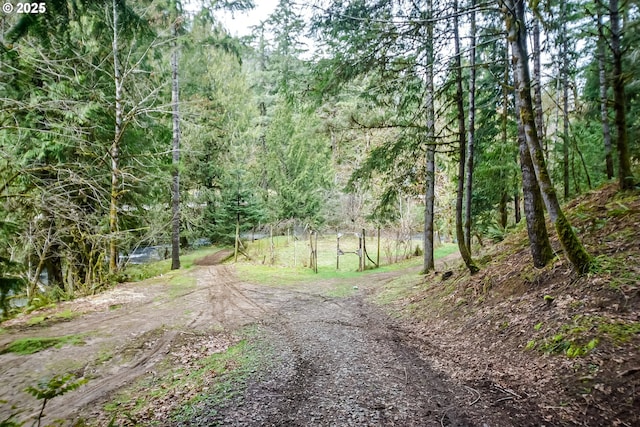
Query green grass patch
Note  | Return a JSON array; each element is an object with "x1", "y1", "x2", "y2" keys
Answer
[
  {"x1": 24, "y1": 309, "x2": 80, "y2": 327},
  {"x1": 598, "y1": 321, "x2": 640, "y2": 344},
  {"x1": 55, "y1": 309, "x2": 77, "y2": 320},
  {"x1": 590, "y1": 254, "x2": 639, "y2": 290},
  {"x1": 172, "y1": 340, "x2": 252, "y2": 420},
  {"x1": 27, "y1": 315, "x2": 47, "y2": 326},
  {"x1": 433, "y1": 243, "x2": 462, "y2": 259},
  {"x1": 168, "y1": 276, "x2": 197, "y2": 298},
  {"x1": 530, "y1": 316, "x2": 640, "y2": 358},
  {"x1": 122, "y1": 246, "x2": 224, "y2": 283},
  {"x1": 96, "y1": 349, "x2": 114, "y2": 364},
  {"x1": 171, "y1": 329, "x2": 277, "y2": 422},
  {"x1": 104, "y1": 328, "x2": 268, "y2": 424},
  {"x1": 236, "y1": 240, "x2": 457, "y2": 288},
  {"x1": 374, "y1": 246, "x2": 461, "y2": 312},
  {"x1": 324, "y1": 283, "x2": 360, "y2": 298},
  {"x1": 375, "y1": 274, "x2": 424, "y2": 306},
  {"x1": 1, "y1": 334, "x2": 85, "y2": 355},
  {"x1": 235, "y1": 263, "x2": 361, "y2": 286},
  {"x1": 246, "y1": 234, "x2": 454, "y2": 271}
]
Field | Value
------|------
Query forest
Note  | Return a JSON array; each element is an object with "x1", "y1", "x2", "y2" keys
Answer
[{"x1": 0, "y1": 0, "x2": 638, "y2": 312}]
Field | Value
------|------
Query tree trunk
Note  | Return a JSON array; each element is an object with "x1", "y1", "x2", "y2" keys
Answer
[
  {"x1": 561, "y1": 4, "x2": 570, "y2": 200},
  {"x1": 504, "y1": 39, "x2": 521, "y2": 226},
  {"x1": 504, "y1": 0, "x2": 592, "y2": 273},
  {"x1": 498, "y1": 192, "x2": 508, "y2": 229},
  {"x1": 171, "y1": 16, "x2": 181, "y2": 270},
  {"x1": 464, "y1": 0, "x2": 477, "y2": 252},
  {"x1": 514, "y1": 192, "x2": 521, "y2": 224},
  {"x1": 515, "y1": 85, "x2": 554, "y2": 268},
  {"x1": 422, "y1": 0, "x2": 435, "y2": 273},
  {"x1": 453, "y1": 0, "x2": 478, "y2": 274},
  {"x1": 514, "y1": 31, "x2": 553, "y2": 267},
  {"x1": 45, "y1": 249, "x2": 64, "y2": 290},
  {"x1": 532, "y1": 15, "x2": 546, "y2": 156},
  {"x1": 609, "y1": 0, "x2": 635, "y2": 190},
  {"x1": 597, "y1": 4, "x2": 614, "y2": 180},
  {"x1": 110, "y1": 0, "x2": 122, "y2": 274}
]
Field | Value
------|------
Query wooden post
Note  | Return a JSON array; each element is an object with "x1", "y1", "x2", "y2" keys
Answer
[
  {"x1": 336, "y1": 234, "x2": 340, "y2": 270},
  {"x1": 309, "y1": 231, "x2": 314, "y2": 270},
  {"x1": 314, "y1": 231, "x2": 318, "y2": 273},
  {"x1": 377, "y1": 226, "x2": 381, "y2": 268},
  {"x1": 234, "y1": 216, "x2": 240, "y2": 262},
  {"x1": 358, "y1": 232, "x2": 363, "y2": 272},
  {"x1": 293, "y1": 230, "x2": 297, "y2": 267},
  {"x1": 362, "y1": 228, "x2": 366, "y2": 270},
  {"x1": 269, "y1": 224, "x2": 274, "y2": 265}
]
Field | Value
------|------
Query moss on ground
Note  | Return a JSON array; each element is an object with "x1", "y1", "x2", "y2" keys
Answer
[{"x1": 1, "y1": 335, "x2": 85, "y2": 355}]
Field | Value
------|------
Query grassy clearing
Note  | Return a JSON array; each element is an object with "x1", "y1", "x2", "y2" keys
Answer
[
  {"x1": 1, "y1": 334, "x2": 85, "y2": 355},
  {"x1": 245, "y1": 233, "x2": 433, "y2": 271},
  {"x1": 122, "y1": 246, "x2": 223, "y2": 283},
  {"x1": 236, "y1": 236, "x2": 457, "y2": 287},
  {"x1": 362, "y1": 244, "x2": 461, "y2": 307}
]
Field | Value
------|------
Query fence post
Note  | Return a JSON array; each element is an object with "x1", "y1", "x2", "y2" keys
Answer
[
  {"x1": 336, "y1": 233, "x2": 340, "y2": 270},
  {"x1": 314, "y1": 231, "x2": 318, "y2": 274},
  {"x1": 358, "y1": 232, "x2": 363, "y2": 272},
  {"x1": 377, "y1": 226, "x2": 381, "y2": 267},
  {"x1": 234, "y1": 215, "x2": 240, "y2": 263},
  {"x1": 362, "y1": 228, "x2": 366, "y2": 270}
]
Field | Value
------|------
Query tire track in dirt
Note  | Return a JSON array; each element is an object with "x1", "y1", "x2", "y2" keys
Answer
[
  {"x1": 187, "y1": 265, "x2": 273, "y2": 329},
  {"x1": 197, "y1": 292, "x2": 479, "y2": 426},
  {"x1": 0, "y1": 251, "x2": 259, "y2": 425}
]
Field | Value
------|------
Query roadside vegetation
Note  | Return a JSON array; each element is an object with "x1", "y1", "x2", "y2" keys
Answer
[
  {"x1": 373, "y1": 183, "x2": 639, "y2": 425},
  {"x1": 96, "y1": 328, "x2": 269, "y2": 426}
]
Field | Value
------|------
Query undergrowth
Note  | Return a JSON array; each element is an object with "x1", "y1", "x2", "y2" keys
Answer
[{"x1": 101, "y1": 327, "x2": 269, "y2": 426}]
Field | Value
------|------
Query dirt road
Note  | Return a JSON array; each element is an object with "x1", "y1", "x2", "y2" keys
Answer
[{"x1": 1, "y1": 253, "x2": 532, "y2": 426}]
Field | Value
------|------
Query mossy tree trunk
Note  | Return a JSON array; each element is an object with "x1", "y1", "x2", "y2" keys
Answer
[
  {"x1": 504, "y1": 0, "x2": 592, "y2": 273},
  {"x1": 453, "y1": 0, "x2": 478, "y2": 274},
  {"x1": 609, "y1": 0, "x2": 635, "y2": 190},
  {"x1": 560, "y1": 1, "x2": 571, "y2": 200},
  {"x1": 514, "y1": 71, "x2": 554, "y2": 268}
]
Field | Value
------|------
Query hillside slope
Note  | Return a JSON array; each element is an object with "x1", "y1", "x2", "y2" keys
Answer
[{"x1": 376, "y1": 184, "x2": 639, "y2": 426}]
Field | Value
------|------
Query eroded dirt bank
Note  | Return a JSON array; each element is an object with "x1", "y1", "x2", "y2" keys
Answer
[{"x1": 2, "y1": 255, "x2": 542, "y2": 426}]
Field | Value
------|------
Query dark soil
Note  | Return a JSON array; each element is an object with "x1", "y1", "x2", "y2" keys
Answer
[
  {"x1": 189, "y1": 293, "x2": 510, "y2": 426},
  {"x1": 193, "y1": 249, "x2": 234, "y2": 266}
]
